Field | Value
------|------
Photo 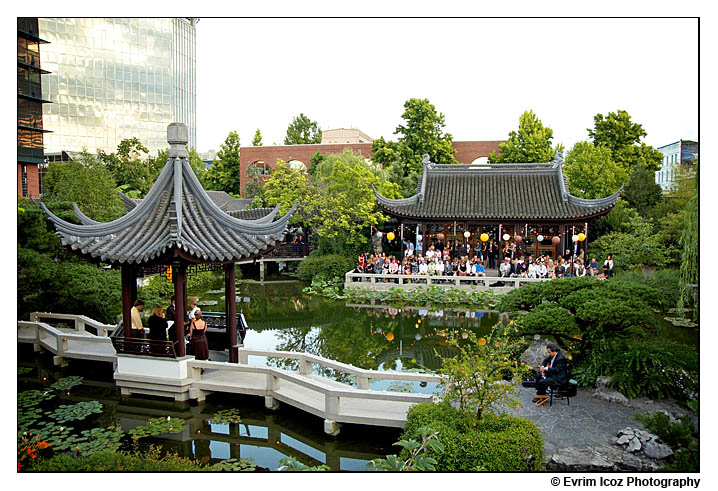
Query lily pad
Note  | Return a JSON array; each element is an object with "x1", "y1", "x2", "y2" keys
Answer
[
  {"x1": 128, "y1": 416, "x2": 186, "y2": 440},
  {"x1": 66, "y1": 428, "x2": 123, "y2": 456},
  {"x1": 18, "y1": 390, "x2": 56, "y2": 409},
  {"x1": 49, "y1": 401, "x2": 103, "y2": 423},
  {"x1": 18, "y1": 407, "x2": 48, "y2": 432},
  {"x1": 208, "y1": 408, "x2": 242, "y2": 425},
  {"x1": 208, "y1": 458, "x2": 256, "y2": 471},
  {"x1": 50, "y1": 376, "x2": 84, "y2": 392},
  {"x1": 18, "y1": 367, "x2": 33, "y2": 375},
  {"x1": 664, "y1": 317, "x2": 698, "y2": 328}
]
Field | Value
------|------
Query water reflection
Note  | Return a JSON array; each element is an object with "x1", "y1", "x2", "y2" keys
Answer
[{"x1": 200, "y1": 281, "x2": 500, "y2": 374}]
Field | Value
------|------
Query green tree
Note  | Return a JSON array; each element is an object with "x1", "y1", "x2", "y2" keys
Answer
[
  {"x1": 43, "y1": 152, "x2": 125, "y2": 222},
  {"x1": 252, "y1": 129, "x2": 263, "y2": 146},
  {"x1": 621, "y1": 164, "x2": 663, "y2": 216},
  {"x1": 100, "y1": 138, "x2": 161, "y2": 198},
  {"x1": 439, "y1": 321, "x2": 531, "y2": 420},
  {"x1": 371, "y1": 98, "x2": 457, "y2": 196},
  {"x1": 587, "y1": 110, "x2": 663, "y2": 173},
  {"x1": 244, "y1": 162, "x2": 265, "y2": 201},
  {"x1": 205, "y1": 130, "x2": 241, "y2": 195},
  {"x1": 564, "y1": 142, "x2": 627, "y2": 199},
  {"x1": 678, "y1": 166, "x2": 698, "y2": 317},
  {"x1": 153, "y1": 147, "x2": 208, "y2": 188},
  {"x1": 489, "y1": 110, "x2": 563, "y2": 163},
  {"x1": 284, "y1": 113, "x2": 321, "y2": 145},
  {"x1": 262, "y1": 160, "x2": 320, "y2": 225}
]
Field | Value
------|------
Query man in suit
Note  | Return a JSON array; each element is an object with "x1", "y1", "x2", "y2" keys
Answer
[{"x1": 533, "y1": 343, "x2": 568, "y2": 405}]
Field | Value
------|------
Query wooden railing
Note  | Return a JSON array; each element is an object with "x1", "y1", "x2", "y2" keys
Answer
[{"x1": 344, "y1": 272, "x2": 551, "y2": 289}]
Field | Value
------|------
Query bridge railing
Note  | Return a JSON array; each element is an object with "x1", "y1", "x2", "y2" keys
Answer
[
  {"x1": 29, "y1": 312, "x2": 116, "y2": 337},
  {"x1": 18, "y1": 320, "x2": 116, "y2": 363},
  {"x1": 237, "y1": 347, "x2": 442, "y2": 390},
  {"x1": 190, "y1": 359, "x2": 434, "y2": 424},
  {"x1": 344, "y1": 272, "x2": 552, "y2": 289}
]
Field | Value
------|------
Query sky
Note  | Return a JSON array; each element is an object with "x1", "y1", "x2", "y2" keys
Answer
[{"x1": 195, "y1": 17, "x2": 698, "y2": 153}]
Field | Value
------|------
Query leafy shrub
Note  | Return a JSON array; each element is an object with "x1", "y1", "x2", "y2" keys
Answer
[
  {"x1": 296, "y1": 254, "x2": 355, "y2": 282},
  {"x1": 612, "y1": 269, "x2": 681, "y2": 309},
  {"x1": 573, "y1": 337, "x2": 697, "y2": 400},
  {"x1": 28, "y1": 449, "x2": 208, "y2": 472},
  {"x1": 517, "y1": 303, "x2": 577, "y2": 339},
  {"x1": 634, "y1": 408, "x2": 698, "y2": 472},
  {"x1": 401, "y1": 402, "x2": 543, "y2": 471}
]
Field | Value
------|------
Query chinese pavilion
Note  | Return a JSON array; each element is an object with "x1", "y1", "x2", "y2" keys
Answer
[
  {"x1": 41, "y1": 123, "x2": 296, "y2": 362},
  {"x1": 373, "y1": 161, "x2": 622, "y2": 261}
]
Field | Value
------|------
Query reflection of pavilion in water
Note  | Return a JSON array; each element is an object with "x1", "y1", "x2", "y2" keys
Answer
[
  {"x1": 18, "y1": 356, "x2": 390, "y2": 471},
  {"x1": 353, "y1": 304, "x2": 503, "y2": 371}
]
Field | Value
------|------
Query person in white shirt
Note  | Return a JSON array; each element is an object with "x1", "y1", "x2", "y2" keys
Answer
[
  {"x1": 528, "y1": 262, "x2": 537, "y2": 278},
  {"x1": 499, "y1": 258, "x2": 511, "y2": 277},
  {"x1": 436, "y1": 259, "x2": 445, "y2": 276},
  {"x1": 419, "y1": 260, "x2": 429, "y2": 275}
]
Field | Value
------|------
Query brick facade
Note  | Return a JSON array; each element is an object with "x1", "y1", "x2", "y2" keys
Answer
[
  {"x1": 18, "y1": 162, "x2": 40, "y2": 198},
  {"x1": 238, "y1": 140, "x2": 503, "y2": 195}
]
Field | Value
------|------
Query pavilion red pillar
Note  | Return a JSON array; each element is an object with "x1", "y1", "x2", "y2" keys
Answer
[
  {"x1": 121, "y1": 265, "x2": 135, "y2": 338},
  {"x1": 173, "y1": 261, "x2": 186, "y2": 357},
  {"x1": 225, "y1": 263, "x2": 238, "y2": 363}
]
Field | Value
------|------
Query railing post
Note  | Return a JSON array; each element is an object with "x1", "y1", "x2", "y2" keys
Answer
[
  {"x1": 299, "y1": 356, "x2": 313, "y2": 376},
  {"x1": 239, "y1": 349, "x2": 249, "y2": 364},
  {"x1": 398, "y1": 275, "x2": 403, "y2": 285},
  {"x1": 75, "y1": 317, "x2": 86, "y2": 332},
  {"x1": 357, "y1": 375, "x2": 370, "y2": 390},
  {"x1": 325, "y1": 392, "x2": 340, "y2": 420},
  {"x1": 427, "y1": 276, "x2": 431, "y2": 285},
  {"x1": 265, "y1": 372, "x2": 279, "y2": 410},
  {"x1": 370, "y1": 275, "x2": 376, "y2": 284}
]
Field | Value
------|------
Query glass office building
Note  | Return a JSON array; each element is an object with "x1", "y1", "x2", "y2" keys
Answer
[{"x1": 38, "y1": 18, "x2": 197, "y2": 156}]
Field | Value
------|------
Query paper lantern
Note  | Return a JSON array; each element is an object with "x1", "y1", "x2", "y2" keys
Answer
[
  {"x1": 480, "y1": 233, "x2": 489, "y2": 242},
  {"x1": 502, "y1": 233, "x2": 510, "y2": 241},
  {"x1": 437, "y1": 233, "x2": 445, "y2": 240},
  {"x1": 578, "y1": 233, "x2": 586, "y2": 242},
  {"x1": 514, "y1": 235, "x2": 522, "y2": 242},
  {"x1": 415, "y1": 333, "x2": 422, "y2": 341},
  {"x1": 572, "y1": 234, "x2": 579, "y2": 242},
  {"x1": 417, "y1": 234, "x2": 422, "y2": 241},
  {"x1": 551, "y1": 236, "x2": 561, "y2": 245},
  {"x1": 537, "y1": 235, "x2": 544, "y2": 242},
  {"x1": 387, "y1": 232, "x2": 395, "y2": 241},
  {"x1": 463, "y1": 231, "x2": 471, "y2": 238},
  {"x1": 165, "y1": 266, "x2": 172, "y2": 281},
  {"x1": 386, "y1": 332, "x2": 394, "y2": 341},
  {"x1": 376, "y1": 231, "x2": 383, "y2": 238},
  {"x1": 478, "y1": 337, "x2": 487, "y2": 346}
]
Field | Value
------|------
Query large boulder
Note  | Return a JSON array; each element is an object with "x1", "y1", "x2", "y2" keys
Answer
[
  {"x1": 520, "y1": 339, "x2": 548, "y2": 370},
  {"x1": 592, "y1": 387, "x2": 629, "y2": 405}
]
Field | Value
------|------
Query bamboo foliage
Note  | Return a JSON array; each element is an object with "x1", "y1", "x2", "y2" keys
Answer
[{"x1": 678, "y1": 165, "x2": 698, "y2": 319}]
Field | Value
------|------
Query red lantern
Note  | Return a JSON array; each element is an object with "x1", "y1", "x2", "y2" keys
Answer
[
  {"x1": 437, "y1": 233, "x2": 445, "y2": 240},
  {"x1": 514, "y1": 235, "x2": 522, "y2": 243},
  {"x1": 551, "y1": 236, "x2": 561, "y2": 245},
  {"x1": 165, "y1": 266, "x2": 172, "y2": 281}
]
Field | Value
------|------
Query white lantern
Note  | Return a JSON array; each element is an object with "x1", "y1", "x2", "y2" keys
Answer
[
  {"x1": 537, "y1": 235, "x2": 544, "y2": 242},
  {"x1": 572, "y1": 234, "x2": 579, "y2": 242},
  {"x1": 463, "y1": 231, "x2": 471, "y2": 238},
  {"x1": 376, "y1": 327, "x2": 382, "y2": 333},
  {"x1": 417, "y1": 234, "x2": 422, "y2": 241},
  {"x1": 376, "y1": 231, "x2": 383, "y2": 238},
  {"x1": 415, "y1": 333, "x2": 422, "y2": 341},
  {"x1": 502, "y1": 233, "x2": 510, "y2": 241}
]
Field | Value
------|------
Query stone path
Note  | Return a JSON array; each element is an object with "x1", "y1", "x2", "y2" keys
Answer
[{"x1": 505, "y1": 386, "x2": 645, "y2": 458}]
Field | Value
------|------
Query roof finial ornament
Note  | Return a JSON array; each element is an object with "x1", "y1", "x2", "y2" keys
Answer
[
  {"x1": 553, "y1": 148, "x2": 565, "y2": 165},
  {"x1": 421, "y1": 153, "x2": 433, "y2": 166},
  {"x1": 167, "y1": 123, "x2": 189, "y2": 159}
]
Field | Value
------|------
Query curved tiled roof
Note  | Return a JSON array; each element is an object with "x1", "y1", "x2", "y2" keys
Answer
[
  {"x1": 374, "y1": 163, "x2": 622, "y2": 221},
  {"x1": 41, "y1": 127, "x2": 297, "y2": 265}
]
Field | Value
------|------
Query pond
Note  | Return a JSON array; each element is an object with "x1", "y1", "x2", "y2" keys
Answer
[{"x1": 19, "y1": 278, "x2": 697, "y2": 471}]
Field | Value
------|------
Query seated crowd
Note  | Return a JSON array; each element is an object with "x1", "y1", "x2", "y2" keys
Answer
[{"x1": 351, "y1": 244, "x2": 614, "y2": 279}]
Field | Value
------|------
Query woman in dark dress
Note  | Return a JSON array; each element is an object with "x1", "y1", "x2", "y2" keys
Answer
[
  {"x1": 148, "y1": 305, "x2": 168, "y2": 354},
  {"x1": 189, "y1": 310, "x2": 209, "y2": 361}
]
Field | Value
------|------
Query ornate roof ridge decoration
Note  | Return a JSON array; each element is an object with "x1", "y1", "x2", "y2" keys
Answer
[
  {"x1": 40, "y1": 123, "x2": 297, "y2": 265},
  {"x1": 373, "y1": 160, "x2": 622, "y2": 221}
]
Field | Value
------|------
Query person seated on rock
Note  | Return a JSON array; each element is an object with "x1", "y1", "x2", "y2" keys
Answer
[{"x1": 532, "y1": 343, "x2": 569, "y2": 406}]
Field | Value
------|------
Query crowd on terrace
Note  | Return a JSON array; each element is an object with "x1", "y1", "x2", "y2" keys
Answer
[{"x1": 352, "y1": 238, "x2": 614, "y2": 279}]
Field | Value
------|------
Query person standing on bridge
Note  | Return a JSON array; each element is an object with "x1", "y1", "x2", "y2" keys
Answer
[
  {"x1": 189, "y1": 310, "x2": 209, "y2": 365},
  {"x1": 131, "y1": 299, "x2": 145, "y2": 338},
  {"x1": 148, "y1": 305, "x2": 168, "y2": 354}
]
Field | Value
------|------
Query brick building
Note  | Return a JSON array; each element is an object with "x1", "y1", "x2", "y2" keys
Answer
[{"x1": 238, "y1": 140, "x2": 503, "y2": 195}]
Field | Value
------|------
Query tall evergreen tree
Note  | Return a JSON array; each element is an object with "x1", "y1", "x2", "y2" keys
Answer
[
  {"x1": 371, "y1": 98, "x2": 457, "y2": 196},
  {"x1": 488, "y1": 110, "x2": 563, "y2": 163},
  {"x1": 252, "y1": 129, "x2": 263, "y2": 146},
  {"x1": 205, "y1": 131, "x2": 241, "y2": 195},
  {"x1": 284, "y1": 113, "x2": 321, "y2": 145}
]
